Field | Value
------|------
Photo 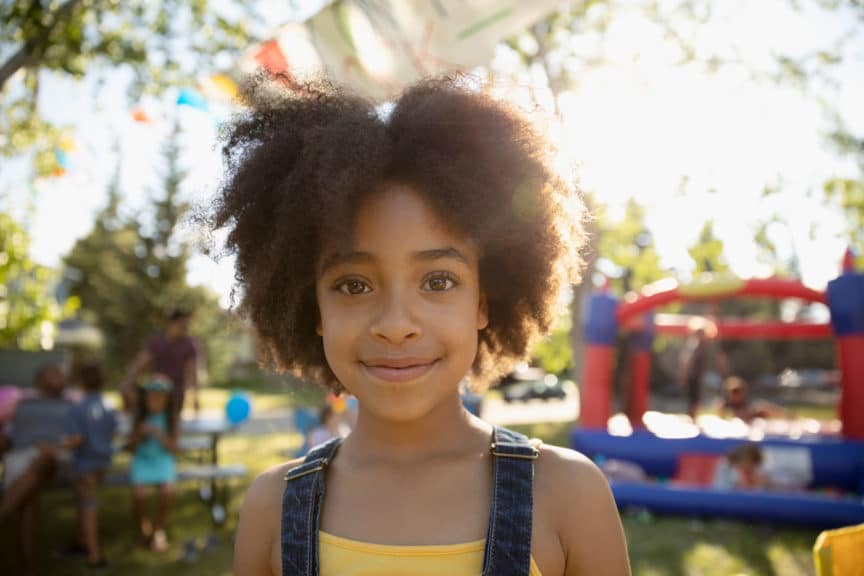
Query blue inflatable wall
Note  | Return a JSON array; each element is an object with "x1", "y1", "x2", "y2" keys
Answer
[
  {"x1": 611, "y1": 482, "x2": 864, "y2": 528},
  {"x1": 572, "y1": 429, "x2": 864, "y2": 527},
  {"x1": 571, "y1": 429, "x2": 864, "y2": 492}
]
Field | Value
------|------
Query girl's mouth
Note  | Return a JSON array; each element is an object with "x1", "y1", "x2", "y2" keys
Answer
[{"x1": 360, "y1": 358, "x2": 439, "y2": 383}]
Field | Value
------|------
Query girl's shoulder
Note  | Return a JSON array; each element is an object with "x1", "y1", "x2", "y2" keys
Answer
[
  {"x1": 534, "y1": 443, "x2": 607, "y2": 498},
  {"x1": 533, "y1": 443, "x2": 630, "y2": 574},
  {"x1": 243, "y1": 458, "x2": 305, "y2": 515}
]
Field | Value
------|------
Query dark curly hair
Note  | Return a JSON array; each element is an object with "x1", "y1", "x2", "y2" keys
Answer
[{"x1": 211, "y1": 75, "x2": 586, "y2": 390}]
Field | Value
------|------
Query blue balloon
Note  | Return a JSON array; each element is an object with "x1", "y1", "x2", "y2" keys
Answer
[
  {"x1": 177, "y1": 88, "x2": 209, "y2": 111},
  {"x1": 225, "y1": 392, "x2": 251, "y2": 425}
]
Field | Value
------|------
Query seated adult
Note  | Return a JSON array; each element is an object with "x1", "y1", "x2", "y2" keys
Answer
[
  {"x1": 719, "y1": 377, "x2": 789, "y2": 423},
  {"x1": 0, "y1": 365, "x2": 73, "y2": 574}
]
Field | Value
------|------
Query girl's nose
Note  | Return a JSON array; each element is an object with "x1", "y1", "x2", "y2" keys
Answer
[{"x1": 369, "y1": 290, "x2": 422, "y2": 344}]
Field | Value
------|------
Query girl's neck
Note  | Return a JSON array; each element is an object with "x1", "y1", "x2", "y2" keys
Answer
[{"x1": 341, "y1": 392, "x2": 490, "y2": 464}]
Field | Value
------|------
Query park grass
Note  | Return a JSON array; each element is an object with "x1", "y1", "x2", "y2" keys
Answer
[{"x1": 0, "y1": 421, "x2": 820, "y2": 575}]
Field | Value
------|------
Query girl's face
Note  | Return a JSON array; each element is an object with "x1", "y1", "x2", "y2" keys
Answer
[
  {"x1": 145, "y1": 390, "x2": 169, "y2": 414},
  {"x1": 316, "y1": 183, "x2": 488, "y2": 423}
]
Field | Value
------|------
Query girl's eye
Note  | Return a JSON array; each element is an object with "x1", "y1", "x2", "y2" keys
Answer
[
  {"x1": 337, "y1": 279, "x2": 371, "y2": 295},
  {"x1": 422, "y1": 273, "x2": 457, "y2": 292}
]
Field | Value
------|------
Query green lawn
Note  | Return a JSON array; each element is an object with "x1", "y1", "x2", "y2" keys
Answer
[
  {"x1": 103, "y1": 375, "x2": 327, "y2": 416},
  {"x1": 0, "y1": 420, "x2": 821, "y2": 575}
]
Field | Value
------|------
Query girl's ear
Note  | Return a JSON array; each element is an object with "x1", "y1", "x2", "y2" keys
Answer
[{"x1": 477, "y1": 292, "x2": 489, "y2": 331}]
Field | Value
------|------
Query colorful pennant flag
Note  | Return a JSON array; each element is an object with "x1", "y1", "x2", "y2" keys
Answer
[
  {"x1": 176, "y1": 88, "x2": 209, "y2": 111},
  {"x1": 131, "y1": 108, "x2": 152, "y2": 123},
  {"x1": 254, "y1": 39, "x2": 290, "y2": 77}
]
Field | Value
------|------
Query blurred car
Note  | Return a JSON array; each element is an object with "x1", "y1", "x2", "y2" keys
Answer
[
  {"x1": 502, "y1": 373, "x2": 567, "y2": 402},
  {"x1": 778, "y1": 368, "x2": 840, "y2": 389}
]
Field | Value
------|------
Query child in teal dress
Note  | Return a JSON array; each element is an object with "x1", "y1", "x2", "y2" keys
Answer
[{"x1": 128, "y1": 375, "x2": 178, "y2": 552}]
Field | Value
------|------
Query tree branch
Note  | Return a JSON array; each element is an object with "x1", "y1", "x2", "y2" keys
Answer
[{"x1": 0, "y1": 0, "x2": 86, "y2": 92}]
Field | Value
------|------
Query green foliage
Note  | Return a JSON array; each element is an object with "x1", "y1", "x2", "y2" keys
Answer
[
  {"x1": 753, "y1": 216, "x2": 799, "y2": 277},
  {"x1": 0, "y1": 0, "x2": 259, "y2": 176},
  {"x1": 0, "y1": 212, "x2": 78, "y2": 349},
  {"x1": 531, "y1": 312, "x2": 573, "y2": 375},
  {"x1": 688, "y1": 220, "x2": 730, "y2": 275},
  {"x1": 63, "y1": 123, "x2": 237, "y2": 381},
  {"x1": 597, "y1": 198, "x2": 667, "y2": 293},
  {"x1": 823, "y1": 177, "x2": 864, "y2": 267}
]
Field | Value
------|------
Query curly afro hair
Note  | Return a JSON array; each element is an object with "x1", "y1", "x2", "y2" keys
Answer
[{"x1": 211, "y1": 75, "x2": 587, "y2": 390}]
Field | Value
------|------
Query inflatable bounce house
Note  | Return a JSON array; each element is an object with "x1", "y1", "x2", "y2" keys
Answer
[{"x1": 572, "y1": 249, "x2": 864, "y2": 528}]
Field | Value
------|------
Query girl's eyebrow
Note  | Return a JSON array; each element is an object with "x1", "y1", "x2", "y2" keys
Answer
[
  {"x1": 318, "y1": 251, "x2": 374, "y2": 277},
  {"x1": 319, "y1": 247, "x2": 469, "y2": 276},
  {"x1": 412, "y1": 247, "x2": 469, "y2": 265}
]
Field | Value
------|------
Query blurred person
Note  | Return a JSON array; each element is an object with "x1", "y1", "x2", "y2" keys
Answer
[
  {"x1": 718, "y1": 376, "x2": 789, "y2": 423},
  {"x1": 678, "y1": 325, "x2": 727, "y2": 420},
  {"x1": 0, "y1": 364, "x2": 71, "y2": 576},
  {"x1": 61, "y1": 362, "x2": 117, "y2": 570},
  {"x1": 127, "y1": 375, "x2": 178, "y2": 552},
  {"x1": 305, "y1": 404, "x2": 344, "y2": 448},
  {"x1": 713, "y1": 443, "x2": 767, "y2": 490},
  {"x1": 121, "y1": 309, "x2": 201, "y2": 417}
]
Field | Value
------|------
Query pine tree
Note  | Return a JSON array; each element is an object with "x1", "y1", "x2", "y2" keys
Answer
[{"x1": 64, "y1": 121, "x2": 234, "y2": 379}]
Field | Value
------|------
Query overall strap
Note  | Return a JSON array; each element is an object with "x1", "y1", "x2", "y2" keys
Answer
[
  {"x1": 482, "y1": 426, "x2": 539, "y2": 576},
  {"x1": 281, "y1": 437, "x2": 343, "y2": 576}
]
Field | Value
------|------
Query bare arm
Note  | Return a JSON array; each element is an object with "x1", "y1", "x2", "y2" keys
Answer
[
  {"x1": 151, "y1": 426, "x2": 178, "y2": 453},
  {"x1": 126, "y1": 421, "x2": 146, "y2": 452},
  {"x1": 121, "y1": 349, "x2": 152, "y2": 409},
  {"x1": 57, "y1": 435, "x2": 83, "y2": 451},
  {"x1": 541, "y1": 446, "x2": 631, "y2": 576},
  {"x1": 234, "y1": 460, "x2": 301, "y2": 576}
]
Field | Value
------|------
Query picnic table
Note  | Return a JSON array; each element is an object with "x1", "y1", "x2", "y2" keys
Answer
[
  {"x1": 115, "y1": 414, "x2": 248, "y2": 525},
  {"x1": 178, "y1": 417, "x2": 246, "y2": 524}
]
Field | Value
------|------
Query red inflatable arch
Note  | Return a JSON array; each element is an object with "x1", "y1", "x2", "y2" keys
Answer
[{"x1": 580, "y1": 275, "x2": 852, "y2": 434}]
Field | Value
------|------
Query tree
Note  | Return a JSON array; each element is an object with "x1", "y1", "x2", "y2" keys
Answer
[
  {"x1": 531, "y1": 311, "x2": 573, "y2": 377},
  {"x1": 64, "y1": 124, "x2": 236, "y2": 379},
  {"x1": 753, "y1": 215, "x2": 801, "y2": 277},
  {"x1": 0, "y1": 211, "x2": 77, "y2": 348},
  {"x1": 823, "y1": 128, "x2": 864, "y2": 267},
  {"x1": 688, "y1": 220, "x2": 729, "y2": 276},
  {"x1": 597, "y1": 199, "x2": 667, "y2": 294},
  {"x1": 0, "y1": 0, "x2": 259, "y2": 175}
]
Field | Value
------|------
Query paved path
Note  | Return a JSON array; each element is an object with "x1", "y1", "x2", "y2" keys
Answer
[{"x1": 480, "y1": 393, "x2": 580, "y2": 426}]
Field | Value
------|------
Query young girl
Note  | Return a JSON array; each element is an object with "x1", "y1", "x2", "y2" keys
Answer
[
  {"x1": 220, "y1": 76, "x2": 631, "y2": 575},
  {"x1": 128, "y1": 375, "x2": 178, "y2": 552}
]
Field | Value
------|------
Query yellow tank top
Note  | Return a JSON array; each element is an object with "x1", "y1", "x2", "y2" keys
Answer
[{"x1": 319, "y1": 531, "x2": 544, "y2": 576}]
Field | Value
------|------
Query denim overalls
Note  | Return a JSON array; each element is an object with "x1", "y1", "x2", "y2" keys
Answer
[{"x1": 281, "y1": 426, "x2": 539, "y2": 576}]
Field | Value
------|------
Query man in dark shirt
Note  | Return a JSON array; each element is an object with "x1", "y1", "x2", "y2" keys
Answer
[
  {"x1": 679, "y1": 327, "x2": 709, "y2": 420},
  {"x1": 122, "y1": 309, "x2": 200, "y2": 417}
]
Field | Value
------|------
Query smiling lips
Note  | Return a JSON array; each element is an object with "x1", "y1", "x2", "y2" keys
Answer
[{"x1": 361, "y1": 357, "x2": 439, "y2": 383}]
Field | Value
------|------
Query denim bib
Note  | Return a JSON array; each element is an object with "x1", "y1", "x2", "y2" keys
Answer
[{"x1": 280, "y1": 426, "x2": 539, "y2": 576}]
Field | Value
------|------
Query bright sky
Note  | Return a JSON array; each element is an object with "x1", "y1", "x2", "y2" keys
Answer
[{"x1": 1, "y1": 0, "x2": 862, "y2": 307}]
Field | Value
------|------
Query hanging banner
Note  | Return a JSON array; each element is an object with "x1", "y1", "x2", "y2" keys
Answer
[{"x1": 243, "y1": 0, "x2": 562, "y2": 98}]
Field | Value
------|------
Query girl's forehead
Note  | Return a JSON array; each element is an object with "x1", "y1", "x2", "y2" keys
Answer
[
  {"x1": 318, "y1": 182, "x2": 479, "y2": 268},
  {"x1": 360, "y1": 184, "x2": 475, "y2": 246}
]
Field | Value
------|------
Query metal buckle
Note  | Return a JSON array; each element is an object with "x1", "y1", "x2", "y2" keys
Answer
[
  {"x1": 284, "y1": 458, "x2": 329, "y2": 481},
  {"x1": 489, "y1": 443, "x2": 540, "y2": 460}
]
